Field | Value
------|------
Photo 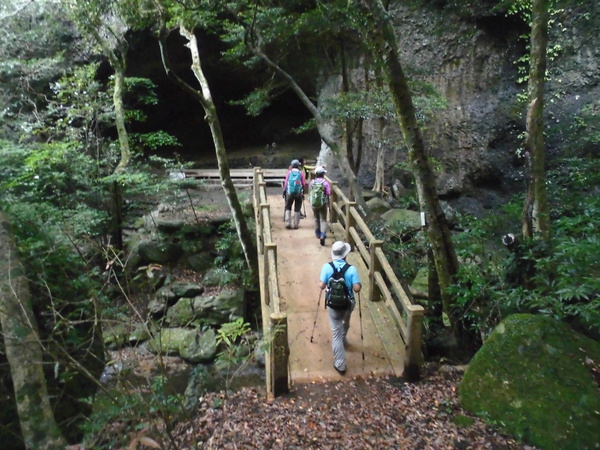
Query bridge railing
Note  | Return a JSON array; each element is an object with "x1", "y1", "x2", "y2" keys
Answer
[
  {"x1": 253, "y1": 168, "x2": 289, "y2": 398},
  {"x1": 328, "y1": 180, "x2": 425, "y2": 380}
]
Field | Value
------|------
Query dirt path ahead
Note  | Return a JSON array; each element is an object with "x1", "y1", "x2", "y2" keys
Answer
[{"x1": 266, "y1": 188, "x2": 404, "y2": 385}]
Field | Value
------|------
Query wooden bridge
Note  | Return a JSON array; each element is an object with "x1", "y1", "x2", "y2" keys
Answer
[
  {"x1": 183, "y1": 168, "x2": 288, "y2": 187},
  {"x1": 249, "y1": 167, "x2": 425, "y2": 398}
]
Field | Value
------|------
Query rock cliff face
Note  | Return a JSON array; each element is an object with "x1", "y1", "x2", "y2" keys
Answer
[{"x1": 325, "y1": 1, "x2": 599, "y2": 216}]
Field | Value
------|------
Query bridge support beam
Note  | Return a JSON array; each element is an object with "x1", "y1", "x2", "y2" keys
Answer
[
  {"x1": 369, "y1": 240, "x2": 384, "y2": 302},
  {"x1": 345, "y1": 201, "x2": 356, "y2": 244},
  {"x1": 269, "y1": 312, "x2": 289, "y2": 397},
  {"x1": 405, "y1": 305, "x2": 425, "y2": 381}
]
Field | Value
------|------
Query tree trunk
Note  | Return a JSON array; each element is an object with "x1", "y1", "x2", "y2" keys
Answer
[
  {"x1": 156, "y1": 25, "x2": 257, "y2": 276},
  {"x1": 372, "y1": 118, "x2": 387, "y2": 192},
  {"x1": 522, "y1": 0, "x2": 550, "y2": 241},
  {"x1": 363, "y1": 0, "x2": 461, "y2": 332},
  {"x1": 341, "y1": 40, "x2": 357, "y2": 173},
  {"x1": 112, "y1": 67, "x2": 132, "y2": 174},
  {"x1": 0, "y1": 212, "x2": 66, "y2": 450},
  {"x1": 88, "y1": 29, "x2": 130, "y2": 250}
]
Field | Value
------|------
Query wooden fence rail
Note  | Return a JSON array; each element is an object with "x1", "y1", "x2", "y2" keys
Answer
[
  {"x1": 326, "y1": 180, "x2": 425, "y2": 380},
  {"x1": 253, "y1": 168, "x2": 289, "y2": 398}
]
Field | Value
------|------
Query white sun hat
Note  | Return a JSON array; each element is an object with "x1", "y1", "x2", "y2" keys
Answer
[{"x1": 331, "y1": 241, "x2": 351, "y2": 260}]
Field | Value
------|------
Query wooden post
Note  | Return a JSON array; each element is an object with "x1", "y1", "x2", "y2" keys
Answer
[
  {"x1": 404, "y1": 304, "x2": 424, "y2": 381},
  {"x1": 253, "y1": 167, "x2": 262, "y2": 194},
  {"x1": 264, "y1": 243, "x2": 277, "y2": 306},
  {"x1": 369, "y1": 240, "x2": 383, "y2": 302},
  {"x1": 259, "y1": 203, "x2": 270, "y2": 254},
  {"x1": 270, "y1": 312, "x2": 289, "y2": 396},
  {"x1": 330, "y1": 181, "x2": 339, "y2": 223},
  {"x1": 345, "y1": 201, "x2": 356, "y2": 244}
]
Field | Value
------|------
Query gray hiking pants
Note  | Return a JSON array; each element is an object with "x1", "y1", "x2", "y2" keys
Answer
[
  {"x1": 312, "y1": 205, "x2": 328, "y2": 235},
  {"x1": 327, "y1": 300, "x2": 355, "y2": 371}
]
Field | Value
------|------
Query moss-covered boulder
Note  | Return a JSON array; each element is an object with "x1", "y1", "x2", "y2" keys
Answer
[
  {"x1": 166, "y1": 289, "x2": 245, "y2": 327},
  {"x1": 410, "y1": 267, "x2": 428, "y2": 294},
  {"x1": 380, "y1": 208, "x2": 422, "y2": 231},
  {"x1": 459, "y1": 314, "x2": 600, "y2": 450},
  {"x1": 366, "y1": 197, "x2": 391, "y2": 215},
  {"x1": 147, "y1": 328, "x2": 195, "y2": 356},
  {"x1": 179, "y1": 328, "x2": 218, "y2": 363}
]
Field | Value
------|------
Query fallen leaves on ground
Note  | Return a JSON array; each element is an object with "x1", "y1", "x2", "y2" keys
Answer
[{"x1": 170, "y1": 365, "x2": 536, "y2": 449}]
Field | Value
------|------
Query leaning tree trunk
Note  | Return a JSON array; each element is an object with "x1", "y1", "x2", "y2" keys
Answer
[
  {"x1": 363, "y1": 0, "x2": 461, "y2": 334},
  {"x1": 156, "y1": 24, "x2": 257, "y2": 276},
  {"x1": 0, "y1": 212, "x2": 66, "y2": 450},
  {"x1": 180, "y1": 25, "x2": 258, "y2": 274},
  {"x1": 522, "y1": 0, "x2": 550, "y2": 241},
  {"x1": 89, "y1": 28, "x2": 131, "y2": 250}
]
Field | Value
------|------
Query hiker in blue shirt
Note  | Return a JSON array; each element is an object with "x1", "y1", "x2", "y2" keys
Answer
[
  {"x1": 283, "y1": 159, "x2": 306, "y2": 229},
  {"x1": 309, "y1": 166, "x2": 331, "y2": 246},
  {"x1": 319, "y1": 241, "x2": 362, "y2": 375}
]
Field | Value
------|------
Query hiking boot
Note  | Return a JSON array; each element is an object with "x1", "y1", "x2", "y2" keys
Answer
[
  {"x1": 333, "y1": 364, "x2": 346, "y2": 375},
  {"x1": 319, "y1": 232, "x2": 326, "y2": 246},
  {"x1": 293, "y1": 212, "x2": 301, "y2": 229}
]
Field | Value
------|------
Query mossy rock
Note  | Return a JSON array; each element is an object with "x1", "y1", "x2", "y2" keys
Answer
[
  {"x1": 146, "y1": 328, "x2": 195, "y2": 356},
  {"x1": 459, "y1": 314, "x2": 600, "y2": 450},
  {"x1": 411, "y1": 267, "x2": 428, "y2": 294},
  {"x1": 366, "y1": 197, "x2": 391, "y2": 215},
  {"x1": 380, "y1": 208, "x2": 422, "y2": 231}
]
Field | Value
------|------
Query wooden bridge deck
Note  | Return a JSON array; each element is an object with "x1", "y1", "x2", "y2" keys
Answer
[
  {"x1": 189, "y1": 168, "x2": 411, "y2": 388},
  {"x1": 267, "y1": 189, "x2": 406, "y2": 384}
]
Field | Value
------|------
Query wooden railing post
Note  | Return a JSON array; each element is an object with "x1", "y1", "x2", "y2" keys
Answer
[
  {"x1": 330, "y1": 181, "x2": 339, "y2": 223},
  {"x1": 405, "y1": 305, "x2": 424, "y2": 381},
  {"x1": 345, "y1": 201, "x2": 356, "y2": 244},
  {"x1": 369, "y1": 240, "x2": 383, "y2": 302},
  {"x1": 253, "y1": 167, "x2": 262, "y2": 194},
  {"x1": 264, "y1": 243, "x2": 277, "y2": 306},
  {"x1": 270, "y1": 312, "x2": 289, "y2": 396},
  {"x1": 258, "y1": 203, "x2": 270, "y2": 254}
]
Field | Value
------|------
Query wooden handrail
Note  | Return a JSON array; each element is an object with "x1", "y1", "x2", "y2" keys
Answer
[
  {"x1": 327, "y1": 179, "x2": 424, "y2": 380},
  {"x1": 253, "y1": 168, "x2": 289, "y2": 398}
]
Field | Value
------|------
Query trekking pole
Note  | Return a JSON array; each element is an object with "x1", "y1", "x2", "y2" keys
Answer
[
  {"x1": 358, "y1": 291, "x2": 365, "y2": 360},
  {"x1": 301, "y1": 194, "x2": 307, "y2": 218},
  {"x1": 282, "y1": 192, "x2": 286, "y2": 222},
  {"x1": 310, "y1": 289, "x2": 323, "y2": 343}
]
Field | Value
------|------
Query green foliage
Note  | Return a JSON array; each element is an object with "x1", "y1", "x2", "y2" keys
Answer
[
  {"x1": 447, "y1": 175, "x2": 600, "y2": 339},
  {"x1": 323, "y1": 83, "x2": 447, "y2": 127},
  {"x1": 131, "y1": 130, "x2": 181, "y2": 151},
  {"x1": 215, "y1": 318, "x2": 254, "y2": 387},
  {"x1": 228, "y1": 86, "x2": 274, "y2": 117},
  {"x1": 566, "y1": 102, "x2": 600, "y2": 156},
  {"x1": 82, "y1": 375, "x2": 183, "y2": 449},
  {"x1": 0, "y1": 140, "x2": 105, "y2": 209},
  {"x1": 214, "y1": 219, "x2": 256, "y2": 288},
  {"x1": 45, "y1": 63, "x2": 114, "y2": 149},
  {"x1": 498, "y1": 0, "x2": 564, "y2": 85},
  {"x1": 0, "y1": 1, "x2": 75, "y2": 140}
]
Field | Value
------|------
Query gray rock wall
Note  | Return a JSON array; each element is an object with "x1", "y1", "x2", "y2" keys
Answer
[{"x1": 320, "y1": 1, "x2": 600, "y2": 215}]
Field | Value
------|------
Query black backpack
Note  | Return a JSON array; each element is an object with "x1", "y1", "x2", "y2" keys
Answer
[{"x1": 325, "y1": 262, "x2": 351, "y2": 310}]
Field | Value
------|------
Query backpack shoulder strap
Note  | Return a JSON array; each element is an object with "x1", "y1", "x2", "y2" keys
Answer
[
  {"x1": 329, "y1": 262, "x2": 337, "y2": 273},
  {"x1": 339, "y1": 262, "x2": 350, "y2": 277}
]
